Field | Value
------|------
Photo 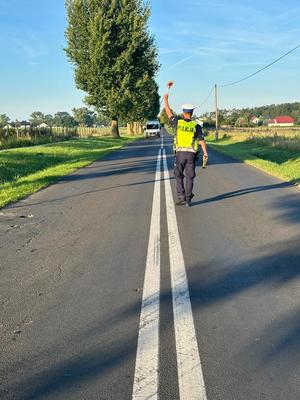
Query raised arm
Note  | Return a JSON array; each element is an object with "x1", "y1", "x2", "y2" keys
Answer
[{"x1": 163, "y1": 93, "x2": 174, "y2": 119}]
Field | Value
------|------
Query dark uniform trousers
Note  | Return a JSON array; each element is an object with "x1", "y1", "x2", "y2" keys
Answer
[{"x1": 174, "y1": 151, "x2": 196, "y2": 201}]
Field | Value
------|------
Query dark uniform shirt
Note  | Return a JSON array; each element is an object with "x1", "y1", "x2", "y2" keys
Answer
[{"x1": 169, "y1": 116, "x2": 204, "y2": 141}]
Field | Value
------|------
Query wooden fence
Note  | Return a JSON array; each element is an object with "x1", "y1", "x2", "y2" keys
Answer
[{"x1": 0, "y1": 126, "x2": 128, "y2": 141}]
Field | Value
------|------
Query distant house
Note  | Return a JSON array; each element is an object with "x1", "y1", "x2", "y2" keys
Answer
[
  {"x1": 251, "y1": 116, "x2": 260, "y2": 125},
  {"x1": 37, "y1": 123, "x2": 49, "y2": 129},
  {"x1": 4, "y1": 124, "x2": 13, "y2": 129},
  {"x1": 268, "y1": 116, "x2": 294, "y2": 127}
]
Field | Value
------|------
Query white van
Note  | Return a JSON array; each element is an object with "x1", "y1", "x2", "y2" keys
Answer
[{"x1": 144, "y1": 120, "x2": 161, "y2": 138}]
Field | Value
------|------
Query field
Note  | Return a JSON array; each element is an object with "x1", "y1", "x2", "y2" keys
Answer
[
  {"x1": 206, "y1": 128, "x2": 300, "y2": 185},
  {"x1": 0, "y1": 135, "x2": 138, "y2": 209}
]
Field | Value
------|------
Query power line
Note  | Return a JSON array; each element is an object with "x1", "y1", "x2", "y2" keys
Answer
[
  {"x1": 220, "y1": 42, "x2": 300, "y2": 88},
  {"x1": 198, "y1": 86, "x2": 214, "y2": 110}
]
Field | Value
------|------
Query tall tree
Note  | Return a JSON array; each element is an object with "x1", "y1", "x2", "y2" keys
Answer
[
  {"x1": 65, "y1": 0, "x2": 160, "y2": 137},
  {"x1": 53, "y1": 112, "x2": 77, "y2": 128},
  {"x1": 0, "y1": 114, "x2": 10, "y2": 128},
  {"x1": 73, "y1": 107, "x2": 96, "y2": 127},
  {"x1": 45, "y1": 114, "x2": 54, "y2": 127},
  {"x1": 30, "y1": 111, "x2": 45, "y2": 127}
]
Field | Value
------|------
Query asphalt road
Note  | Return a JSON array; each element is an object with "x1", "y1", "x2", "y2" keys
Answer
[{"x1": 1, "y1": 130, "x2": 299, "y2": 400}]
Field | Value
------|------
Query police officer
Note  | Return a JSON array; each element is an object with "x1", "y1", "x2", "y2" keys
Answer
[{"x1": 164, "y1": 93, "x2": 208, "y2": 207}]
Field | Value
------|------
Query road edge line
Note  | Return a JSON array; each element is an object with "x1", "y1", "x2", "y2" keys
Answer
[{"x1": 132, "y1": 149, "x2": 162, "y2": 400}]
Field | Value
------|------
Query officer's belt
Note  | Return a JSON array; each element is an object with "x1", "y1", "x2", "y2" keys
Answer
[{"x1": 175, "y1": 147, "x2": 196, "y2": 153}]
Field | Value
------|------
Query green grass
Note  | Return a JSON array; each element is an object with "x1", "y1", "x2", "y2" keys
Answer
[
  {"x1": 206, "y1": 134, "x2": 300, "y2": 185},
  {"x1": 0, "y1": 136, "x2": 139, "y2": 209},
  {"x1": 0, "y1": 135, "x2": 73, "y2": 150}
]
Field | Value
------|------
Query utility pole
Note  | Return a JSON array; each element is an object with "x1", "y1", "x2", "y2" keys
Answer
[{"x1": 214, "y1": 83, "x2": 219, "y2": 141}]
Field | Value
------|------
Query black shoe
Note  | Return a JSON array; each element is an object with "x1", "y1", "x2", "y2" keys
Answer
[{"x1": 175, "y1": 197, "x2": 186, "y2": 206}]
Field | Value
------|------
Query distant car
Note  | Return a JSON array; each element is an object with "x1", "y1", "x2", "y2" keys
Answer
[{"x1": 144, "y1": 120, "x2": 161, "y2": 138}]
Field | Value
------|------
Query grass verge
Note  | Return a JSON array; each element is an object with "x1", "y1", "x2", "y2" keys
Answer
[
  {"x1": 0, "y1": 135, "x2": 73, "y2": 150},
  {"x1": 0, "y1": 135, "x2": 140, "y2": 209},
  {"x1": 206, "y1": 134, "x2": 300, "y2": 185}
]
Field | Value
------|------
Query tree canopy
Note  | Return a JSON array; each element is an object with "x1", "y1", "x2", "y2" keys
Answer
[{"x1": 65, "y1": 0, "x2": 160, "y2": 137}]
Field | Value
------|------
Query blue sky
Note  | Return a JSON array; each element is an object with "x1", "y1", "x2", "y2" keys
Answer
[{"x1": 1, "y1": 0, "x2": 300, "y2": 119}]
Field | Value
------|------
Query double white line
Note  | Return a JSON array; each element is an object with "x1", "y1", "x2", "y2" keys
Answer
[{"x1": 132, "y1": 146, "x2": 207, "y2": 399}]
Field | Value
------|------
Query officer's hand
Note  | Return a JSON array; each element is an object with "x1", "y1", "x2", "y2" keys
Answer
[{"x1": 163, "y1": 93, "x2": 169, "y2": 102}]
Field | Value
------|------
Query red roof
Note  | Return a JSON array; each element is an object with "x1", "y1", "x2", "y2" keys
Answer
[{"x1": 271, "y1": 115, "x2": 294, "y2": 124}]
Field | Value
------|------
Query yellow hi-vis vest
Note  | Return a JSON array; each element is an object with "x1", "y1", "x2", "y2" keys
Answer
[{"x1": 175, "y1": 119, "x2": 198, "y2": 152}]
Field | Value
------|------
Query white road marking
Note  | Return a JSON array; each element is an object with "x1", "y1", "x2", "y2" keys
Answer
[
  {"x1": 132, "y1": 149, "x2": 161, "y2": 400},
  {"x1": 163, "y1": 149, "x2": 208, "y2": 400}
]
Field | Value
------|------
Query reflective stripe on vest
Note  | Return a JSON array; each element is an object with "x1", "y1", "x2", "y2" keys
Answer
[{"x1": 175, "y1": 120, "x2": 198, "y2": 151}]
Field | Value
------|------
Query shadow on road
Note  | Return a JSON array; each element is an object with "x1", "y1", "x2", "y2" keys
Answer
[
  {"x1": 192, "y1": 182, "x2": 295, "y2": 206},
  {"x1": 10, "y1": 176, "x2": 175, "y2": 209},
  {"x1": 244, "y1": 307, "x2": 300, "y2": 367},
  {"x1": 4, "y1": 236, "x2": 300, "y2": 399},
  {"x1": 9, "y1": 157, "x2": 175, "y2": 209},
  {"x1": 188, "y1": 236, "x2": 300, "y2": 308}
]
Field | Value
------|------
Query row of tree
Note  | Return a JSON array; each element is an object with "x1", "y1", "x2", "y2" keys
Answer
[
  {"x1": 159, "y1": 102, "x2": 300, "y2": 129},
  {"x1": 0, "y1": 108, "x2": 111, "y2": 129},
  {"x1": 201, "y1": 102, "x2": 300, "y2": 127},
  {"x1": 65, "y1": 0, "x2": 160, "y2": 137}
]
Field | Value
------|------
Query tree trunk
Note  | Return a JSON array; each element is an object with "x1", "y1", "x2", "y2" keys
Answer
[
  {"x1": 111, "y1": 119, "x2": 120, "y2": 138},
  {"x1": 135, "y1": 122, "x2": 143, "y2": 134},
  {"x1": 127, "y1": 123, "x2": 134, "y2": 135}
]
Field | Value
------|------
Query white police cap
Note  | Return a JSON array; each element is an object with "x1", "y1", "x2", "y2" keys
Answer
[{"x1": 182, "y1": 104, "x2": 196, "y2": 113}]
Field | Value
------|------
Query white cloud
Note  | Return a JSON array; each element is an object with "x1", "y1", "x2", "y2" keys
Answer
[{"x1": 13, "y1": 33, "x2": 48, "y2": 62}]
